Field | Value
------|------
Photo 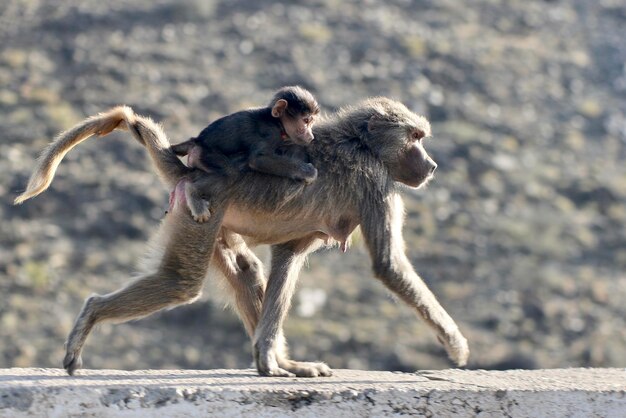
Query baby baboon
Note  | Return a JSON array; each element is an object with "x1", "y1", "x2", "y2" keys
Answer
[
  {"x1": 172, "y1": 86, "x2": 320, "y2": 222},
  {"x1": 15, "y1": 97, "x2": 467, "y2": 378}
]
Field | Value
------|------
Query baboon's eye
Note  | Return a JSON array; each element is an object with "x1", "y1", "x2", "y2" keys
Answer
[{"x1": 411, "y1": 130, "x2": 424, "y2": 141}]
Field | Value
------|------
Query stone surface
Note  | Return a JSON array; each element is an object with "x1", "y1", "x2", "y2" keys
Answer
[{"x1": 1, "y1": 368, "x2": 625, "y2": 417}]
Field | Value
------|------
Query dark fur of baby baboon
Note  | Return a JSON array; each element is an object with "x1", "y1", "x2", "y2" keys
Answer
[{"x1": 171, "y1": 86, "x2": 320, "y2": 222}]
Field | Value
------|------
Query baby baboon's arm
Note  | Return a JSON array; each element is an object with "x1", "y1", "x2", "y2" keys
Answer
[{"x1": 248, "y1": 144, "x2": 318, "y2": 184}]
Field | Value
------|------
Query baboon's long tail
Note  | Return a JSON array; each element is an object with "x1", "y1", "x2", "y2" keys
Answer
[
  {"x1": 14, "y1": 106, "x2": 189, "y2": 204},
  {"x1": 14, "y1": 106, "x2": 134, "y2": 204},
  {"x1": 128, "y1": 116, "x2": 191, "y2": 189}
]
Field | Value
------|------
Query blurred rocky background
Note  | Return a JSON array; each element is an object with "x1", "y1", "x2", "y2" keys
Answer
[{"x1": 1, "y1": 0, "x2": 625, "y2": 372}]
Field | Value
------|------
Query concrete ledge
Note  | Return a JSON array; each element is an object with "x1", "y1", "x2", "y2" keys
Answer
[{"x1": 1, "y1": 368, "x2": 624, "y2": 417}]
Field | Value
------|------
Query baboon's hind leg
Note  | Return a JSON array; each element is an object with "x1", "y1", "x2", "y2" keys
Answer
[
  {"x1": 63, "y1": 269, "x2": 204, "y2": 374},
  {"x1": 254, "y1": 236, "x2": 332, "y2": 377},
  {"x1": 212, "y1": 233, "x2": 330, "y2": 377},
  {"x1": 64, "y1": 203, "x2": 224, "y2": 375},
  {"x1": 212, "y1": 230, "x2": 266, "y2": 338}
]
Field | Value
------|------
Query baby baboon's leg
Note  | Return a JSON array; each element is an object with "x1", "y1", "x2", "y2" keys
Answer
[
  {"x1": 184, "y1": 169, "x2": 237, "y2": 223},
  {"x1": 64, "y1": 200, "x2": 225, "y2": 375},
  {"x1": 212, "y1": 230, "x2": 266, "y2": 338},
  {"x1": 253, "y1": 236, "x2": 331, "y2": 377},
  {"x1": 184, "y1": 181, "x2": 212, "y2": 223}
]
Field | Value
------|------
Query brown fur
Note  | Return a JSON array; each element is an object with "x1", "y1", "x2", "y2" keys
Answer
[{"x1": 16, "y1": 98, "x2": 468, "y2": 377}]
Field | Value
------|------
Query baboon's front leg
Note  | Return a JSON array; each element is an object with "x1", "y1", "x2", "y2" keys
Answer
[
  {"x1": 253, "y1": 236, "x2": 331, "y2": 377},
  {"x1": 64, "y1": 201, "x2": 225, "y2": 375},
  {"x1": 361, "y1": 193, "x2": 469, "y2": 367}
]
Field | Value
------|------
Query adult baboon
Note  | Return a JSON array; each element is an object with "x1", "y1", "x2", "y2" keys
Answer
[{"x1": 15, "y1": 98, "x2": 469, "y2": 377}]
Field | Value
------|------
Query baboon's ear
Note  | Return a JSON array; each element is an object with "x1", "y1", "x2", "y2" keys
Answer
[
  {"x1": 271, "y1": 99, "x2": 288, "y2": 117},
  {"x1": 367, "y1": 112, "x2": 386, "y2": 132}
]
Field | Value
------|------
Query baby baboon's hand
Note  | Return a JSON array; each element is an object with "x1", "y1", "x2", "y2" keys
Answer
[{"x1": 299, "y1": 163, "x2": 318, "y2": 184}]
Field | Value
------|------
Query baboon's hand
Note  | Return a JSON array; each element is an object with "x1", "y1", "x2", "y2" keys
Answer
[
  {"x1": 63, "y1": 350, "x2": 83, "y2": 376},
  {"x1": 298, "y1": 163, "x2": 318, "y2": 184},
  {"x1": 437, "y1": 331, "x2": 470, "y2": 367}
]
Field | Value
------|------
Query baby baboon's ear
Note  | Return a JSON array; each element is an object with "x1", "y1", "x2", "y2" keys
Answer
[{"x1": 271, "y1": 99, "x2": 288, "y2": 118}]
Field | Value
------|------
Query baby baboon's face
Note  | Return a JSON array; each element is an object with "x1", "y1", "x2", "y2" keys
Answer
[{"x1": 282, "y1": 112, "x2": 315, "y2": 145}]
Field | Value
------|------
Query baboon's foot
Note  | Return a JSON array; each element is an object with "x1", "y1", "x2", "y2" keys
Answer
[
  {"x1": 187, "y1": 195, "x2": 211, "y2": 223},
  {"x1": 256, "y1": 360, "x2": 296, "y2": 377},
  {"x1": 191, "y1": 205, "x2": 212, "y2": 223},
  {"x1": 63, "y1": 349, "x2": 83, "y2": 376},
  {"x1": 255, "y1": 346, "x2": 296, "y2": 377},
  {"x1": 184, "y1": 182, "x2": 212, "y2": 223},
  {"x1": 258, "y1": 365, "x2": 296, "y2": 378},
  {"x1": 187, "y1": 194, "x2": 211, "y2": 222},
  {"x1": 437, "y1": 330, "x2": 469, "y2": 367},
  {"x1": 256, "y1": 359, "x2": 296, "y2": 378},
  {"x1": 278, "y1": 359, "x2": 332, "y2": 377}
]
